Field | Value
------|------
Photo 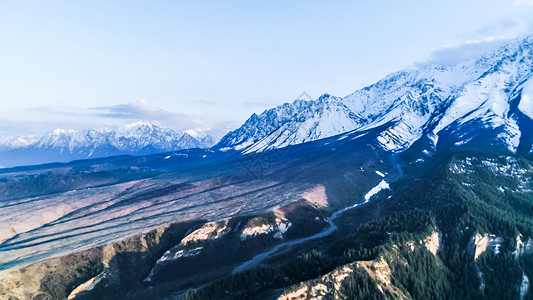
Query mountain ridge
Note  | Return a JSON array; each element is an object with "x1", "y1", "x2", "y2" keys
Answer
[
  {"x1": 0, "y1": 121, "x2": 223, "y2": 168},
  {"x1": 216, "y1": 35, "x2": 533, "y2": 157}
]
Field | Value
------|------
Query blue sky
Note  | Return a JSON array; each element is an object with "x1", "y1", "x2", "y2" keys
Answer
[{"x1": 2, "y1": 0, "x2": 533, "y2": 137}]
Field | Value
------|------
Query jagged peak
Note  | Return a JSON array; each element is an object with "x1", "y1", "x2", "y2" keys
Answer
[
  {"x1": 317, "y1": 93, "x2": 332, "y2": 100},
  {"x1": 124, "y1": 120, "x2": 165, "y2": 129},
  {"x1": 0, "y1": 121, "x2": 220, "y2": 153},
  {"x1": 217, "y1": 34, "x2": 533, "y2": 154},
  {"x1": 49, "y1": 128, "x2": 78, "y2": 136},
  {"x1": 0, "y1": 136, "x2": 39, "y2": 148}
]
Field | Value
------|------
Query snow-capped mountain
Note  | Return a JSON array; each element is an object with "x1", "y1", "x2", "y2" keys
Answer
[
  {"x1": 216, "y1": 35, "x2": 533, "y2": 156},
  {"x1": 185, "y1": 127, "x2": 232, "y2": 148},
  {"x1": 216, "y1": 94, "x2": 364, "y2": 152},
  {"x1": 0, "y1": 121, "x2": 221, "y2": 168}
]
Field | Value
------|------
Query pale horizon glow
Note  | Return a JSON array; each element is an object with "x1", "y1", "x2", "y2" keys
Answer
[{"x1": 2, "y1": 1, "x2": 533, "y2": 138}]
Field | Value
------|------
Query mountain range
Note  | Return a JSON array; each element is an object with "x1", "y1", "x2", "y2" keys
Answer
[
  {"x1": 0, "y1": 36, "x2": 532, "y2": 300},
  {"x1": 3, "y1": 37, "x2": 533, "y2": 168},
  {"x1": 217, "y1": 36, "x2": 533, "y2": 158},
  {"x1": 0, "y1": 121, "x2": 224, "y2": 168}
]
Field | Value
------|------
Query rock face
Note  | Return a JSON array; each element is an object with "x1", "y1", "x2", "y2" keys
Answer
[
  {"x1": 424, "y1": 231, "x2": 441, "y2": 256},
  {"x1": 467, "y1": 233, "x2": 504, "y2": 260},
  {"x1": 180, "y1": 220, "x2": 230, "y2": 245},
  {"x1": 240, "y1": 214, "x2": 292, "y2": 240},
  {"x1": 515, "y1": 234, "x2": 533, "y2": 258},
  {"x1": 277, "y1": 262, "x2": 360, "y2": 300},
  {"x1": 143, "y1": 220, "x2": 233, "y2": 282},
  {"x1": 278, "y1": 232, "x2": 442, "y2": 300},
  {"x1": 355, "y1": 257, "x2": 409, "y2": 299},
  {"x1": 277, "y1": 253, "x2": 412, "y2": 300},
  {"x1": 67, "y1": 273, "x2": 105, "y2": 300}
]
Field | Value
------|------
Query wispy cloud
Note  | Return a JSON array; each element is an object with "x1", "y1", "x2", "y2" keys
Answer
[
  {"x1": 418, "y1": 16, "x2": 533, "y2": 67},
  {"x1": 90, "y1": 99, "x2": 211, "y2": 130},
  {"x1": 514, "y1": 0, "x2": 533, "y2": 6},
  {"x1": 419, "y1": 36, "x2": 510, "y2": 66},
  {"x1": 92, "y1": 99, "x2": 176, "y2": 119}
]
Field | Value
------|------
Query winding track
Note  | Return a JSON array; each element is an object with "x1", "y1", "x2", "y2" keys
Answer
[{"x1": 232, "y1": 156, "x2": 404, "y2": 274}]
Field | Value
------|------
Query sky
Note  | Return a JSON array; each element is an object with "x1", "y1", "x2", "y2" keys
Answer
[{"x1": 2, "y1": 0, "x2": 533, "y2": 138}]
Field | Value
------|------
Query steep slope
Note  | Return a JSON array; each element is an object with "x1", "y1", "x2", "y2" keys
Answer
[
  {"x1": 216, "y1": 35, "x2": 533, "y2": 156},
  {"x1": 180, "y1": 151, "x2": 533, "y2": 300},
  {"x1": 0, "y1": 121, "x2": 221, "y2": 168},
  {"x1": 217, "y1": 95, "x2": 365, "y2": 153}
]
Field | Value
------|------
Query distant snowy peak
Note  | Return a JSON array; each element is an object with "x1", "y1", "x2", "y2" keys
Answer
[
  {"x1": 185, "y1": 127, "x2": 231, "y2": 143},
  {"x1": 217, "y1": 35, "x2": 533, "y2": 155},
  {"x1": 32, "y1": 121, "x2": 192, "y2": 151},
  {"x1": 1, "y1": 136, "x2": 39, "y2": 148},
  {"x1": 0, "y1": 121, "x2": 225, "y2": 167},
  {"x1": 124, "y1": 120, "x2": 164, "y2": 129}
]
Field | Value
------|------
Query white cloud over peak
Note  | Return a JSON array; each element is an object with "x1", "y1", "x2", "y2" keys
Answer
[
  {"x1": 419, "y1": 36, "x2": 511, "y2": 66},
  {"x1": 90, "y1": 99, "x2": 212, "y2": 130},
  {"x1": 419, "y1": 16, "x2": 533, "y2": 67}
]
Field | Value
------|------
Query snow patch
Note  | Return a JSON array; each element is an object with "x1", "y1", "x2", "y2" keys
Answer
[
  {"x1": 157, "y1": 247, "x2": 204, "y2": 263},
  {"x1": 520, "y1": 77, "x2": 533, "y2": 119},
  {"x1": 364, "y1": 180, "x2": 389, "y2": 201},
  {"x1": 375, "y1": 170, "x2": 386, "y2": 177},
  {"x1": 241, "y1": 218, "x2": 292, "y2": 240},
  {"x1": 521, "y1": 273, "x2": 530, "y2": 299}
]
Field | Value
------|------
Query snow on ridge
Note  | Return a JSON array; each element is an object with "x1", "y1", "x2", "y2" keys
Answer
[
  {"x1": 1, "y1": 121, "x2": 216, "y2": 151},
  {"x1": 0, "y1": 136, "x2": 39, "y2": 148},
  {"x1": 0, "y1": 121, "x2": 220, "y2": 166},
  {"x1": 222, "y1": 95, "x2": 365, "y2": 153},
  {"x1": 519, "y1": 76, "x2": 533, "y2": 119},
  {"x1": 124, "y1": 120, "x2": 164, "y2": 129},
  {"x1": 217, "y1": 35, "x2": 533, "y2": 154}
]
